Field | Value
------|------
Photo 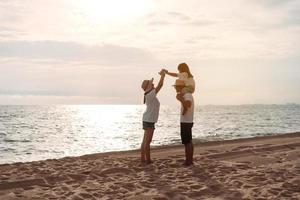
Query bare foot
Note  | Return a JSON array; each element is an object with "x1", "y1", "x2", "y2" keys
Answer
[
  {"x1": 183, "y1": 162, "x2": 193, "y2": 166},
  {"x1": 146, "y1": 160, "x2": 153, "y2": 164}
]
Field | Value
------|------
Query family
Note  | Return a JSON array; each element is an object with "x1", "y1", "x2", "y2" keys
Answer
[{"x1": 141, "y1": 63, "x2": 195, "y2": 166}]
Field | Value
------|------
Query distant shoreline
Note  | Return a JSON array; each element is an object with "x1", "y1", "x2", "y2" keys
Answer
[
  {"x1": 1, "y1": 132, "x2": 299, "y2": 166},
  {"x1": 0, "y1": 103, "x2": 299, "y2": 106},
  {"x1": 58, "y1": 131, "x2": 300, "y2": 160}
]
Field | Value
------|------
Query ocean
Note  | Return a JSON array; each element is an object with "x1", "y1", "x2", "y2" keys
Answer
[{"x1": 0, "y1": 104, "x2": 300, "y2": 164}]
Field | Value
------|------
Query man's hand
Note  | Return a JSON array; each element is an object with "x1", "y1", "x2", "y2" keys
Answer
[
  {"x1": 176, "y1": 93, "x2": 186, "y2": 115},
  {"x1": 176, "y1": 93, "x2": 191, "y2": 115},
  {"x1": 182, "y1": 106, "x2": 188, "y2": 115},
  {"x1": 176, "y1": 93, "x2": 183, "y2": 101}
]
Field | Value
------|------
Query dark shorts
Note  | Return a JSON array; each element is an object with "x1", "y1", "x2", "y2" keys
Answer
[
  {"x1": 180, "y1": 123, "x2": 193, "y2": 144},
  {"x1": 143, "y1": 121, "x2": 155, "y2": 130}
]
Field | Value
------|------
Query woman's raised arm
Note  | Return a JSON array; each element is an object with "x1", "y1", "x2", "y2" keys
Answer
[{"x1": 155, "y1": 71, "x2": 166, "y2": 94}]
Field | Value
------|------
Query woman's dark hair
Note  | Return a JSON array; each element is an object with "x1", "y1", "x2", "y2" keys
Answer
[{"x1": 178, "y1": 63, "x2": 193, "y2": 78}]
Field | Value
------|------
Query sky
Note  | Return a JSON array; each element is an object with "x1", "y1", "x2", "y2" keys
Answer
[{"x1": 0, "y1": 0, "x2": 299, "y2": 105}]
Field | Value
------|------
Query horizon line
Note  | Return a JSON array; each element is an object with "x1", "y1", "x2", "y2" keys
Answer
[{"x1": 0, "y1": 103, "x2": 299, "y2": 106}]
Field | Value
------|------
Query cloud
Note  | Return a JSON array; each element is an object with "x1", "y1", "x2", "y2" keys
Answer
[
  {"x1": 0, "y1": 26, "x2": 26, "y2": 38},
  {"x1": 0, "y1": 95, "x2": 136, "y2": 105},
  {"x1": 0, "y1": 0, "x2": 299, "y2": 105},
  {"x1": 251, "y1": 0, "x2": 300, "y2": 28},
  {"x1": 146, "y1": 11, "x2": 214, "y2": 27},
  {"x1": 0, "y1": 89, "x2": 77, "y2": 96},
  {"x1": 256, "y1": 0, "x2": 296, "y2": 7},
  {"x1": 148, "y1": 20, "x2": 171, "y2": 26},
  {"x1": 189, "y1": 19, "x2": 215, "y2": 26},
  {"x1": 0, "y1": 1, "x2": 24, "y2": 23},
  {"x1": 285, "y1": 7, "x2": 300, "y2": 27},
  {"x1": 167, "y1": 12, "x2": 190, "y2": 21},
  {"x1": 0, "y1": 40, "x2": 158, "y2": 65},
  {"x1": 185, "y1": 35, "x2": 216, "y2": 44}
]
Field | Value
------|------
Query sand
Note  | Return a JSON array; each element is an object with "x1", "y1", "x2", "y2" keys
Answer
[{"x1": 0, "y1": 132, "x2": 299, "y2": 200}]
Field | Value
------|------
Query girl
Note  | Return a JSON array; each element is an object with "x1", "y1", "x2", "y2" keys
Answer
[
  {"x1": 165, "y1": 63, "x2": 195, "y2": 94},
  {"x1": 140, "y1": 70, "x2": 165, "y2": 164},
  {"x1": 165, "y1": 63, "x2": 195, "y2": 115}
]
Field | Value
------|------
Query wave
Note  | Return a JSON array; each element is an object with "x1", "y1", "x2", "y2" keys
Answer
[{"x1": 3, "y1": 139, "x2": 31, "y2": 143}]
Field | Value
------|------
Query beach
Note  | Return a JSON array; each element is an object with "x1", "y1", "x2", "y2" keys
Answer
[{"x1": 0, "y1": 132, "x2": 299, "y2": 200}]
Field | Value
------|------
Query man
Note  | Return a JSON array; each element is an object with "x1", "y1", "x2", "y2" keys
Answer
[{"x1": 173, "y1": 79, "x2": 194, "y2": 166}]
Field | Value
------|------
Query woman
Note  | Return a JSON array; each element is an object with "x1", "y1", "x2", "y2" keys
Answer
[{"x1": 140, "y1": 70, "x2": 166, "y2": 164}]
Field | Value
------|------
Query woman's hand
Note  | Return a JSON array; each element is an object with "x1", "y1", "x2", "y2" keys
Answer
[{"x1": 159, "y1": 69, "x2": 167, "y2": 75}]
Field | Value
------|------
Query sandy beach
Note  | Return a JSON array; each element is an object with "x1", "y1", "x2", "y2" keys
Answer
[{"x1": 0, "y1": 132, "x2": 299, "y2": 200}]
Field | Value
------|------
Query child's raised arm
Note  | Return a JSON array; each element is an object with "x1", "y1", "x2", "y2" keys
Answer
[{"x1": 164, "y1": 69, "x2": 178, "y2": 77}]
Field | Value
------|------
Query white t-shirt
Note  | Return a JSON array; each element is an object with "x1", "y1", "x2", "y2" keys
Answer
[
  {"x1": 142, "y1": 89, "x2": 160, "y2": 123},
  {"x1": 180, "y1": 93, "x2": 194, "y2": 123}
]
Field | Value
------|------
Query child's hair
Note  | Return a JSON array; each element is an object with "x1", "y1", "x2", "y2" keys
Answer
[{"x1": 178, "y1": 63, "x2": 193, "y2": 78}]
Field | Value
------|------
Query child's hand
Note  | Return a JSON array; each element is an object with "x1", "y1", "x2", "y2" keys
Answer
[{"x1": 159, "y1": 69, "x2": 166, "y2": 75}]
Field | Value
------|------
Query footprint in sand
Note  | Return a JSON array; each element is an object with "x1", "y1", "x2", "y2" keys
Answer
[
  {"x1": 206, "y1": 149, "x2": 220, "y2": 153},
  {"x1": 99, "y1": 167, "x2": 133, "y2": 176},
  {"x1": 230, "y1": 180, "x2": 244, "y2": 187},
  {"x1": 232, "y1": 145, "x2": 254, "y2": 151},
  {"x1": 223, "y1": 190, "x2": 243, "y2": 200},
  {"x1": 268, "y1": 187, "x2": 281, "y2": 195}
]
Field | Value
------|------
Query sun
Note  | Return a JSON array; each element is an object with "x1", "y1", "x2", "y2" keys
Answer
[{"x1": 69, "y1": 0, "x2": 154, "y2": 23}]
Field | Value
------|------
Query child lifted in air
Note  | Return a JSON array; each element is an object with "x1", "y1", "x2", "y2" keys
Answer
[{"x1": 164, "y1": 63, "x2": 195, "y2": 115}]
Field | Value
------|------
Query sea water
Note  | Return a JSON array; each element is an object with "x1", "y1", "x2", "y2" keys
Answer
[{"x1": 0, "y1": 104, "x2": 300, "y2": 164}]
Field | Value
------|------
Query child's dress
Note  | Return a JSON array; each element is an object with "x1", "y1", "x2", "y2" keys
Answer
[{"x1": 178, "y1": 72, "x2": 195, "y2": 93}]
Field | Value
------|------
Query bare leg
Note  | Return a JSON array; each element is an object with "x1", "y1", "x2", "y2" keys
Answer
[
  {"x1": 140, "y1": 130, "x2": 147, "y2": 162},
  {"x1": 185, "y1": 142, "x2": 194, "y2": 166},
  {"x1": 184, "y1": 144, "x2": 188, "y2": 164},
  {"x1": 191, "y1": 142, "x2": 194, "y2": 163},
  {"x1": 145, "y1": 129, "x2": 154, "y2": 164},
  {"x1": 190, "y1": 142, "x2": 194, "y2": 164}
]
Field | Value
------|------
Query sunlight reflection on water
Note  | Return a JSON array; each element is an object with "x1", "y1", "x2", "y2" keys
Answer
[{"x1": 0, "y1": 104, "x2": 300, "y2": 163}]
